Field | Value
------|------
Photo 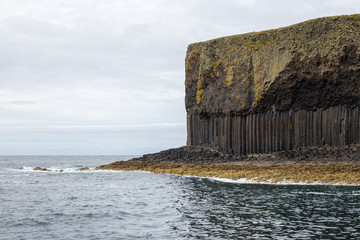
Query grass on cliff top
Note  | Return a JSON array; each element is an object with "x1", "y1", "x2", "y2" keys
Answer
[
  {"x1": 193, "y1": 14, "x2": 360, "y2": 45},
  {"x1": 96, "y1": 161, "x2": 360, "y2": 185},
  {"x1": 186, "y1": 14, "x2": 360, "y2": 48}
]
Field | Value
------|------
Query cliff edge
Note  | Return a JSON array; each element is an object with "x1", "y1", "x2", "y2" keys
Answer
[
  {"x1": 186, "y1": 14, "x2": 360, "y2": 115},
  {"x1": 185, "y1": 15, "x2": 360, "y2": 154},
  {"x1": 95, "y1": 15, "x2": 360, "y2": 184}
]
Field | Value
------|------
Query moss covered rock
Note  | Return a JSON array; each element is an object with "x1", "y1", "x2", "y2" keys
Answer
[
  {"x1": 33, "y1": 167, "x2": 49, "y2": 171},
  {"x1": 185, "y1": 14, "x2": 360, "y2": 116}
]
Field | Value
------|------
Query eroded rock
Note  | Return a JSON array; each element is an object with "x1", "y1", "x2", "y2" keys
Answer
[
  {"x1": 33, "y1": 167, "x2": 49, "y2": 171},
  {"x1": 185, "y1": 15, "x2": 360, "y2": 154},
  {"x1": 186, "y1": 14, "x2": 360, "y2": 115},
  {"x1": 77, "y1": 167, "x2": 89, "y2": 171}
]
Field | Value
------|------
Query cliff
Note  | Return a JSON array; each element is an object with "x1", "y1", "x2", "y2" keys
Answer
[{"x1": 185, "y1": 14, "x2": 360, "y2": 154}]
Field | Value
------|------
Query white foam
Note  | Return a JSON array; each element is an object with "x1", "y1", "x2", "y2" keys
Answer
[
  {"x1": 118, "y1": 170, "x2": 359, "y2": 186},
  {"x1": 112, "y1": 170, "x2": 360, "y2": 186},
  {"x1": 293, "y1": 191, "x2": 360, "y2": 196},
  {"x1": 19, "y1": 166, "x2": 96, "y2": 173},
  {"x1": 204, "y1": 176, "x2": 360, "y2": 186},
  {"x1": 17, "y1": 167, "x2": 360, "y2": 186},
  {"x1": 294, "y1": 192, "x2": 340, "y2": 196},
  {"x1": 21, "y1": 167, "x2": 36, "y2": 171},
  {"x1": 94, "y1": 169, "x2": 126, "y2": 173}
]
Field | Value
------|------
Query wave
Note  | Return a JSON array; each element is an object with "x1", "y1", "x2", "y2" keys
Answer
[
  {"x1": 19, "y1": 166, "x2": 95, "y2": 173},
  {"x1": 14, "y1": 167, "x2": 360, "y2": 186},
  {"x1": 292, "y1": 191, "x2": 360, "y2": 196},
  {"x1": 204, "y1": 176, "x2": 360, "y2": 186}
]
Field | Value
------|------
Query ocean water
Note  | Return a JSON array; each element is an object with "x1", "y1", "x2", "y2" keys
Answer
[{"x1": 0, "y1": 156, "x2": 360, "y2": 240}]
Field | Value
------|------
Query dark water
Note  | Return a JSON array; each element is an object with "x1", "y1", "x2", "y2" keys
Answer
[{"x1": 0, "y1": 156, "x2": 359, "y2": 240}]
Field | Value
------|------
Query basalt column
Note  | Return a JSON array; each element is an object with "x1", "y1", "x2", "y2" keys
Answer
[
  {"x1": 185, "y1": 14, "x2": 360, "y2": 155},
  {"x1": 187, "y1": 106, "x2": 360, "y2": 155}
]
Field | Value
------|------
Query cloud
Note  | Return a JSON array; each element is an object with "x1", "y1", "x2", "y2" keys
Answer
[
  {"x1": 1, "y1": 0, "x2": 360, "y2": 154},
  {"x1": 0, "y1": 123, "x2": 186, "y2": 155}
]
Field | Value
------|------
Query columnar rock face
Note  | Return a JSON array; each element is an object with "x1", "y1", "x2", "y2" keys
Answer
[{"x1": 185, "y1": 14, "x2": 360, "y2": 155}]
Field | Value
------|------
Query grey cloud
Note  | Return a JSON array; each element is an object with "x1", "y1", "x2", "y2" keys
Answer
[
  {"x1": 0, "y1": 123, "x2": 186, "y2": 155},
  {"x1": 5, "y1": 100, "x2": 41, "y2": 105},
  {"x1": 1, "y1": 0, "x2": 360, "y2": 154}
]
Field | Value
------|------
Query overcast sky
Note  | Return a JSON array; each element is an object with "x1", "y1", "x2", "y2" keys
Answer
[{"x1": 1, "y1": 0, "x2": 359, "y2": 155}]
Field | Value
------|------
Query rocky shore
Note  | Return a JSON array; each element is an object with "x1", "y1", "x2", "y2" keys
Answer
[
  {"x1": 97, "y1": 15, "x2": 360, "y2": 185},
  {"x1": 129, "y1": 143, "x2": 360, "y2": 164},
  {"x1": 96, "y1": 144, "x2": 360, "y2": 185}
]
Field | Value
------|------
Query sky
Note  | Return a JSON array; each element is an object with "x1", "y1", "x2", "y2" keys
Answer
[{"x1": 0, "y1": 0, "x2": 360, "y2": 155}]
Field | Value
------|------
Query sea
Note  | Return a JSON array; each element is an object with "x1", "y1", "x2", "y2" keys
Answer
[{"x1": 0, "y1": 156, "x2": 359, "y2": 240}]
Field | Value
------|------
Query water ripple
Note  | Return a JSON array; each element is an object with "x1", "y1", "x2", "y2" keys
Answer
[{"x1": 1, "y1": 156, "x2": 359, "y2": 239}]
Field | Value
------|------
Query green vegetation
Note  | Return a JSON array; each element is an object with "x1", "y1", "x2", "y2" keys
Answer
[{"x1": 185, "y1": 14, "x2": 360, "y2": 113}]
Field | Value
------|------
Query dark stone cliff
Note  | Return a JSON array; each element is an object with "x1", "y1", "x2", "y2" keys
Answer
[{"x1": 185, "y1": 14, "x2": 360, "y2": 155}]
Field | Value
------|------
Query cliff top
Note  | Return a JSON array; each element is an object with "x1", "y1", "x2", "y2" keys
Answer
[
  {"x1": 185, "y1": 14, "x2": 360, "y2": 115},
  {"x1": 190, "y1": 14, "x2": 360, "y2": 46}
]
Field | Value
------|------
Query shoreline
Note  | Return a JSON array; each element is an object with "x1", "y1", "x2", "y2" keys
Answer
[
  {"x1": 96, "y1": 161, "x2": 360, "y2": 185},
  {"x1": 95, "y1": 144, "x2": 360, "y2": 185}
]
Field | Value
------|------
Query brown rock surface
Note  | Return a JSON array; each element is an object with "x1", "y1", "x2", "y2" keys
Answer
[
  {"x1": 185, "y1": 15, "x2": 360, "y2": 154},
  {"x1": 185, "y1": 14, "x2": 360, "y2": 115}
]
